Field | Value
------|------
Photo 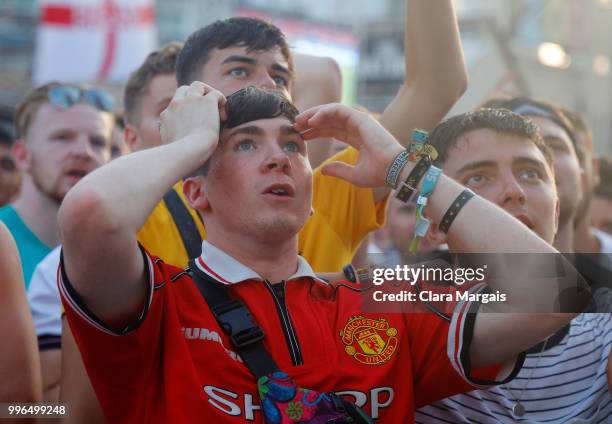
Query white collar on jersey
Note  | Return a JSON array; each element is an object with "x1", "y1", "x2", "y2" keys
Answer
[{"x1": 195, "y1": 240, "x2": 322, "y2": 285}]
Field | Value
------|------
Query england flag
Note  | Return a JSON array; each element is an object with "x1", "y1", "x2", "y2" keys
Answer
[{"x1": 34, "y1": 0, "x2": 157, "y2": 84}]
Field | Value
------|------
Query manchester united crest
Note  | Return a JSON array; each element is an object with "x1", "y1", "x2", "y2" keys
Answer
[{"x1": 340, "y1": 316, "x2": 398, "y2": 365}]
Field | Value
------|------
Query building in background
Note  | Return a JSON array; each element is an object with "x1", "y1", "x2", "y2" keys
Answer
[
  {"x1": 0, "y1": 0, "x2": 610, "y2": 153},
  {"x1": 0, "y1": 0, "x2": 37, "y2": 106}
]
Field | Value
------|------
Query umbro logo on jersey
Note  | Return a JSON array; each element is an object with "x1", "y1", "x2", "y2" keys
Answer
[{"x1": 182, "y1": 327, "x2": 242, "y2": 362}]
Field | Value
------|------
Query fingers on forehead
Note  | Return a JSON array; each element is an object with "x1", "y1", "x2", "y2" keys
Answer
[
  {"x1": 209, "y1": 89, "x2": 226, "y2": 103},
  {"x1": 173, "y1": 85, "x2": 190, "y2": 98}
]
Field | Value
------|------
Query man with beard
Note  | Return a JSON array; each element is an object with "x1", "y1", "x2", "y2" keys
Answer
[
  {"x1": 0, "y1": 83, "x2": 114, "y2": 289},
  {"x1": 1, "y1": 83, "x2": 113, "y2": 402}
]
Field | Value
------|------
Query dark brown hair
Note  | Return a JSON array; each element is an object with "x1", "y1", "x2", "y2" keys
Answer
[
  {"x1": 123, "y1": 42, "x2": 182, "y2": 125},
  {"x1": 176, "y1": 17, "x2": 293, "y2": 87},
  {"x1": 429, "y1": 108, "x2": 554, "y2": 168},
  {"x1": 191, "y1": 87, "x2": 298, "y2": 177},
  {"x1": 595, "y1": 155, "x2": 612, "y2": 199}
]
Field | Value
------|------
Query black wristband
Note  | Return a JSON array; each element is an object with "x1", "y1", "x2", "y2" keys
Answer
[
  {"x1": 395, "y1": 155, "x2": 432, "y2": 202},
  {"x1": 342, "y1": 264, "x2": 357, "y2": 283},
  {"x1": 342, "y1": 264, "x2": 370, "y2": 283},
  {"x1": 385, "y1": 150, "x2": 410, "y2": 188},
  {"x1": 439, "y1": 189, "x2": 475, "y2": 234}
]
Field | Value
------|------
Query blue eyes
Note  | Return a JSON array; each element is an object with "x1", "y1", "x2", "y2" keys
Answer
[
  {"x1": 228, "y1": 68, "x2": 287, "y2": 87},
  {"x1": 229, "y1": 68, "x2": 247, "y2": 78},
  {"x1": 519, "y1": 170, "x2": 539, "y2": 180},
  {"x1": 465, "y1": 170, "x2": 540, "y2": 186},
  {"x1": 466, "y1": 175, "x2": 486, "y2": 186},
  {"x1": 272, "y1": 76, "x2": 288, "y2": 87},
  {"x1": 91, "y1": 137, "x2": 106, "y2": 148},
  {"x1": 234, "y1": 140, "x2": 302, "y2": 154},
  {"x1": 236, "y1": 140, "x2": 254, "y2": 151},
  {"x1": 283, "y1": 141, "x2": 300, "y2": 153}
]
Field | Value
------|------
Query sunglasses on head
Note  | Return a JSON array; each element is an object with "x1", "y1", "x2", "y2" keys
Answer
[{"x1": 48, "y1": 86, "x2": 114, "y2": 112}]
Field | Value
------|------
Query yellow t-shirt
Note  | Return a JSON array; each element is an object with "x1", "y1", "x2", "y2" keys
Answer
[
  {"x1": 137, "y1": 148, "x2": 387, "y2": 272},
  {"x1": 137, "y1": 181, "x2": 206, "y2": 268}
]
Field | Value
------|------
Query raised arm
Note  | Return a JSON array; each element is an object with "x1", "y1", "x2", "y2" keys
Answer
[
  {"x1": 380, "y1": 0, "x2": 467, "y2": 140},
  {"x1": 369, "y1": 0, "x2": 467, "y2": 202},
  {"x1": 292, "y1": 53, "x2": 343, "y2": 169},
  {"x1": 0, "y1": 222, "x2": 42, "y2": 404},
  {"x1": 295, "y1": 103, "x2": 584, "y2": 367},
  {"x1": 58, "y1": 83, "x2": 225, "y2": 327}
]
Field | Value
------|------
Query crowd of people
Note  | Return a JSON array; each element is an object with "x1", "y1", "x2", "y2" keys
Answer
[{"x1": 1, "y1": 1, "x2": 612, "y2": 423}]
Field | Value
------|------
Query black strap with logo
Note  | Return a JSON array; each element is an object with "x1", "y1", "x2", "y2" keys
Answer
[{"x1": 163, "y1": 188, "x2": 203, "y2": 260}]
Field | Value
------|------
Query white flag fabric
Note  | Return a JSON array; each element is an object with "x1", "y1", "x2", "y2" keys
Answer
[{"x1": 34, "y1": 0, "x2": 156, "y2": 85}]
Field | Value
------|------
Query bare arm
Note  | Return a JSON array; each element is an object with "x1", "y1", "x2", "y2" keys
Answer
[
  {"x1": 295, "y1": 103, "x2": 584, "y2": 368},
  {"x1": 58, "y1": 83, "x2": 225, "y2": 326},
  {"x1": 39, "y1": 350, "x2": 60, "y2": 401},
  {"x1": 373, "y1": 0, "x2": 467, "y2": 201},
  {"x1": 0, "y1": 222, "x2": 42, "y2": 403},
  {"x1": 292, "y1": 53, "x2": 343, "y2": 169},
  {"x1": 380, "y1": 0, "x2": 467, "y2": 139}
]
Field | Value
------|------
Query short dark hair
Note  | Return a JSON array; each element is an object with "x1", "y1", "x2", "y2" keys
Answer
[
  {"x1": 482, "y1": 97, "x2": 575, "y2": 148},
  {"x1": 114, "y1": 113, "x2": 125, "y2": 130},
  {"x1": 562, "y1": 108, "x2": 593, "y2": 154},
  {"x1": 595, "y1": 155, "x2": 612, "y2": 200},
  {"x1": 0, "y1": 105, "x2": 15, "y2": 147},
  {"x1": 176, "y1": 17, "x2": 293, "y2": 86},
  {"x1": 429, "y1": 108, "x2": 554, "y2": 168},
  {"x1": 191, "y1": 87, "x2": 299, "y2": 177},
  {"x1": 123, "y1": 42, "x2": 182, "y2": 125},
  {"x1": 223, "y1": 86, "x2": 298, "y2": 130}
]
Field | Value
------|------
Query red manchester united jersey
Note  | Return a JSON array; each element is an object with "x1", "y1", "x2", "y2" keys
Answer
[{"x1": 59, "y1": 242, "x2": 520, "y2": 423}]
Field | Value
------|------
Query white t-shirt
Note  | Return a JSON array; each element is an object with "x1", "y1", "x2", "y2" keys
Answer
[{"x1": 27, "y1": 245, "x2": 62, "y2": 350}]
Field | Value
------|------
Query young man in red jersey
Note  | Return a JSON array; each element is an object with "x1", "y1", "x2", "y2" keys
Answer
[{"x1": 58, "y1": 84, "x2": 583, "y2": 422}]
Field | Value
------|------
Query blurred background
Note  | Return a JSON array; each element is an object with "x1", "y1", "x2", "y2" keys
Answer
[{"x1": 1, "y1": 0, "x2": 611, "y2": 154}]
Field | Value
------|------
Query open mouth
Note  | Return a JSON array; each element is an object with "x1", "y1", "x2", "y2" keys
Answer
[
  {"x1": 263, "y1": 184, "x2": 295, "y2": 198},
  {"x1": 513, "y1": 214, "x2": 534, "y2": 230},
  {"x1": 66, "y1": 170, "x2": 88, "y2": 179}
]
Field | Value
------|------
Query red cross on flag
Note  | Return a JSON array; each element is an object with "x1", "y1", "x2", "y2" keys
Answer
[{"x1": 34, "y1": 0, "x2": 157, "y2": 84}]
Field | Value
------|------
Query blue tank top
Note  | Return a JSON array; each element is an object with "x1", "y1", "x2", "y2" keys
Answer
[{"x1": 0, "y1": 205, "x2": 52, "y2": 289}]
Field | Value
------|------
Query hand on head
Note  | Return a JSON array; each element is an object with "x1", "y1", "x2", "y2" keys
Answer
[
  {"x1": 294, "y1": 103, "x2": 403, "y2": 188},
  {"x1": 159, "y1": 81, "x2": 227, "y2": 148}
]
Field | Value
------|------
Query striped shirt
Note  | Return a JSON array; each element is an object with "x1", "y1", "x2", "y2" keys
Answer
[{"x1": 416, "y1": 313, "x2": 612, "y2": 423}]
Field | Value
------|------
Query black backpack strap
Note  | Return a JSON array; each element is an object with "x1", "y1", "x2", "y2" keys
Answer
[
  {"x1": 188, "y1": 260, "x2": 280, "y2": 379},
  {"x1": 163, "y1": 188, "x2": 202, "y2": 259}
]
